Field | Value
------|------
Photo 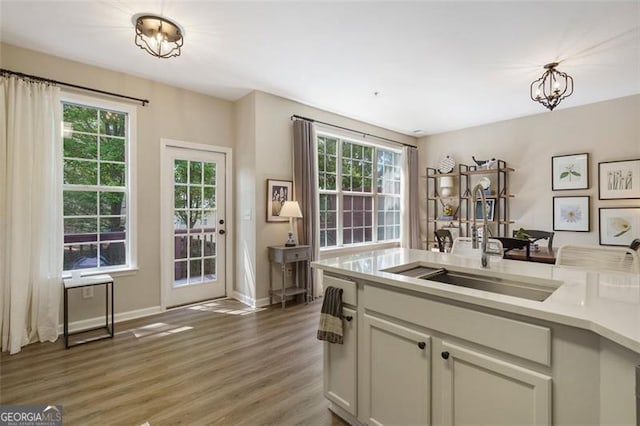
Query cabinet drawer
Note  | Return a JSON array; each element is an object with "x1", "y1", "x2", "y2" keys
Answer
[
  {"x1": 364, "y1": 285, "x2": 550, "y2": 366},
  {"x1": 283, "y1": 248, "x2": 309, "y2": 262},
  {"x1": 324, "y1": 275, "x2": 357, "y2": 306}
]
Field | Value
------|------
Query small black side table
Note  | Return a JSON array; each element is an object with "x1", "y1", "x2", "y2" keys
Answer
[{"x1": 63, "y1": 274, "x2": 114, "y2": 349}]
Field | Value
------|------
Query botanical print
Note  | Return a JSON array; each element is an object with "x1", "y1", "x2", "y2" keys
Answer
[
  {"x1": 552, "y1": 153, "x2": 589, "y2": 191},
  {"x1": 599, "y1": 207, "x2": 640, "y2": 246},
  {"x1": 599, "y1": 159, "x2": 640, "y2": 200},
  {"x1": 560, "y1": 204, "x2": 582, "y2": 224},
  {"x1": 266, "y1": 179, "x2": 292, "y2": 222},
  {"x1": 607, "y1": 169, "x2": 633, "y2": 191},
  {"x1": 553, "y1": 196, "x2": 589, "y2": 232}
]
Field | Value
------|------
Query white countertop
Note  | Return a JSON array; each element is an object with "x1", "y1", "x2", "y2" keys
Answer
[{"x1": 312, "y1": 248, "x2": 640, "y2": 354}]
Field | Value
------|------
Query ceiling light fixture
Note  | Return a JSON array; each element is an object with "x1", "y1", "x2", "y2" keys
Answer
[
  {"x1": 134, "y1": 15, "x2": 183, "y2": 59},
  {"x1": 530, "y1": 62, "x2": 573, "y2": 111}
]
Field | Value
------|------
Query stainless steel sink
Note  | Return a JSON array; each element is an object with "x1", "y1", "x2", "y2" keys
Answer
[{"x1": 391, "y1": 265, "x2": 555, "y2": 301}]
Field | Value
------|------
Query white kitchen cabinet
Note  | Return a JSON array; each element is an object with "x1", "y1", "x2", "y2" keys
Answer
[
  {"x1": 432, "y1": 339, "x2": 552, "y2": 426},
  {"x1": 324, "y1": 305, "x2": 357, "y2": 417},
  {"x1": 362, "y1": 314, "x2": 431, "y2": 426}
]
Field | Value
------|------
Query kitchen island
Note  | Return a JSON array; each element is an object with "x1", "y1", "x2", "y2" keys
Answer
[{"x1": 312, "y1": 248, "x2": 640, "y2": 426}]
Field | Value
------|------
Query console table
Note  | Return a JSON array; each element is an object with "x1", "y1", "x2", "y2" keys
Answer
[
  {"x1": 63, "y1": 274, "x2": 114, "y2": 348},
  {"x1": 268, "y1": 245, "x2": 311, "y2": 308}
]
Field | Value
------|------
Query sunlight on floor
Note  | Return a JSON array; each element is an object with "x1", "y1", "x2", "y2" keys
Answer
[
  {"x1": 126, "y1": 322, "x2": 194, "y2": 339},
  {"x1": 188, "y1": 301, "x2": 266, "y2": 315}
]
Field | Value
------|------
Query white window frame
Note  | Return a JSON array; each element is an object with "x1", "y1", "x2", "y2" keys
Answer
[
  {"x1": 61, "y1": 92, "x2": 137, "y2": 276},
  {"x1": 316, "y1": 129, "x2": 403, "y2": 252}
]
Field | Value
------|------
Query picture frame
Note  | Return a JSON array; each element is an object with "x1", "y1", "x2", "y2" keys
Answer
[
  {"x1": 474, "y1": 198, "x2": 495, "y2": 221},
  {"x1": 598, "y1": 159, "x2": 640, "y2": 200},
  {"x1": 552, "y1": 153, "x2": 589, "y2": 191},
  {"x1": 266, "y1": 179, "x2": 292, "y2": 222},
  {"x1": 553, "y1": 196, "x2": 590, "y2": 232},
  {"x1": 599, "y1": 207, "x2": 640, "y2": 246}
]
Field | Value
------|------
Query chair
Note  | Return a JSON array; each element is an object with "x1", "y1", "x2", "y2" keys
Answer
[
  {"x1": 630, "y1": 238, "x2": 640, "y2": 251},
  {"x1": 513, "y1": 229, "x2": 554, "y2": 250},
  {"x1": 434, "y1": 229, "x2": 453, "y2": 252},
  {"x1": 555, "y1": 245, "x2": 640, "y2": 273},
  {"x1": 451, "y1": 237, "x2": 503, "y2": 259},
  {"x1": 493, "y1": 237, "x2": 530, "y2": 259}
]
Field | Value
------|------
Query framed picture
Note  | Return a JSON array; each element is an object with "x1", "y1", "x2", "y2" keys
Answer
[
  {"x1": 553, "y1": 196, "x2": 590, "y2": 232},
  {"x1": 266, "y1": 179, "x2": 292, "y2": 222},
  {"x1": 474, "y1": 198, "x2": 495, "y2": 221},
  {"x1": 599, "y1": 207, "x2": 640, "y2": 246},
  {"x1": 598, "y1": 159, "x2": 640, "y2": 200},
  {"x1": 552, "y1": 153, "x2": 589, "y2": 190}
]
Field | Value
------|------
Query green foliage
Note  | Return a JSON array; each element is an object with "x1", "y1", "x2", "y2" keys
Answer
[{"x1": 173, "y1": 160, "x2": 217, "y2": 229}]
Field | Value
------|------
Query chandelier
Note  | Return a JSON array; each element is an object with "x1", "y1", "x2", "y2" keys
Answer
[
  {"x1": 530, "y1": 62, "x2": 574, "y2": 111},
  {"x1": 134, "y1": 15, "x2": 183, "y2": 59}
]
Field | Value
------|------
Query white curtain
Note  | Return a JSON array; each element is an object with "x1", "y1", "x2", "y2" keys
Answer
[
  {"x1": 401, "y1": 146, "x2": 421, "y2": 249},
  {"x1": 0, "y1": 75, "x2": 63, "y2": 354}
]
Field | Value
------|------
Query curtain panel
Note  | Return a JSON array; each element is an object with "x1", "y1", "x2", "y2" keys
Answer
[
  {"x1": 401, "y1": 146, "x2": 421, "y2": 249},
  {"x1": 292, "y1": 119, "x2": 321, "y2": 297},
  {"x1": 0, "y1": 75, "x2": 63, "y2": 354}
]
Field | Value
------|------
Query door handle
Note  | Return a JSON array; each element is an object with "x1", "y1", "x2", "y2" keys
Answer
[{"x1": 219, "y1": 229, "x2": 226, "y2": 235}]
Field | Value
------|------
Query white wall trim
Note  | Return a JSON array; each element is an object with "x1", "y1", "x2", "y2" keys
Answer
[
  {"x1": 58, "y1": 305, "x2": 164, "y2": 335},
  {"x1": 231, "y1": 291, "x2": 271, "y2": 308},
  {"x1": 160, "y1": 138, "x2": 234, "y2": 309}
]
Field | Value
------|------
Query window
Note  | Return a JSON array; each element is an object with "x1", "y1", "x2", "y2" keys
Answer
[
  {"x1": 62, "y1": 96, "x2": 135, "y2": 272},
  {"x1": 317, "y1": 133, "x2": 402, "y2": 249}
]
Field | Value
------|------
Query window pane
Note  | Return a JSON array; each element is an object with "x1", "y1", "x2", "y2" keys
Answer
[
  {"x1": 190, "y1": 235, "x2": 203, "y2": 258},
  {"x1": 64, "y1": 190, "x2": 97, "y2": 216},
  {"x1": 203, "y1": 187, "x2": 216, "y2": 209},
  {"x1": 64, "y1": 134, "x2": 97, "y2": 159},
  {"x1": 100, "y1": 217, "x2": 126, "y2": 241},
  {"x1": 64, "y1": 104, "x2": 97, "y2": 133},
  {"x1": 377, "y1": 149, "x2": 401, "y2": 195},
  {"x1": 100, "y1": 191, "x2": 126, "y2": 216},
  {"x1": 64, "y1": 159, "x2": 97, "y2": 185},
  {"x1": 100, "y1": 137, "x2": 125, "y2": 162},
  {"x1": 203, "y1": 258, "x2": 216, "y2": 280},
  {"x1": 190, "y1": 259, "x2": 202, "y2": 283},
  {"x1": 175, "y1": 235, "x2": 188, "y2": 259},
  {"x1": 190, "y1": 161, "x2": 202, "y2": 184},
  {"x1": 378, "y1": 195, "x2": 401, "y2": 241},
  {"x1": 174, "y1": 211, "x2": 189, "y2": 231},
  {"x1": 201, "y1": 210, "x2": 216, "y2": 232},
  {"x1": 174, "y1": 160, "x2": 188, "y2": 183},
  {"x1": 100, "y1": 110, "x2": 125, "y2": 137},
  {"x1": 64, "y1": 218, "x2": 97, "y2": 235},
  {"x1": 203, "y1": 234, "x2": 216, "y2": 256},
  {"x1": 101, "y1": 242, "x2": 125, "y2": 267},
  {"x1": 175, "y1": 185, "x2": 188, "y2": 209},
  {"x1": 63, "y1": 244, "x2": 98, "y2": 271},
  {"x1": 190, "y1": 186, "x2": 202, "y2": 208},
  {"x1": 319, "y1": 194, "x2": 337, "y2": 248},
  {"x1": 100, "y1": 162, "x2": 125, "y2": 186},
  {"x1": 203, "y1": 162, "x2": 216, "y2": 185},
  {"x1": 175, "y1": 260, "x2": 188, "y2": 284}
]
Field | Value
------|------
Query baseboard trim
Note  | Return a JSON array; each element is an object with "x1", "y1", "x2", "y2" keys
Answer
[
  {"x1": 231, "y1": 291, "x2": 272, "y2": 308},
  {"x1": 58, "y1": 305, "x2": 165, "y2": 335}
]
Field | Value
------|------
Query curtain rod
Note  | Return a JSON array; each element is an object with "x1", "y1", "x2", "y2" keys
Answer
[
  {"x1": 290, "y1": 114, "x2": 415, "y2": 148},
  {"x1": 0, "y1": 68, "x2": 149, "y2": 106}
]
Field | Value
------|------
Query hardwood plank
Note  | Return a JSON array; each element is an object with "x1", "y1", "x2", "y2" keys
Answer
[{"x1": 0, "y1": 300, "x2": 347, "y2": 425}]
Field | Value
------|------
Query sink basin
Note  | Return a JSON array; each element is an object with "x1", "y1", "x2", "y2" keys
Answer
[{"x1": 390, "y1": 265, "x2": 555, "y2": 302}]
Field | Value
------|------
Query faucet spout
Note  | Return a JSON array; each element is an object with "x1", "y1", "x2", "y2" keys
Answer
[{"x1": 471, "y1": 183, "x2": 492, "y2": 268}]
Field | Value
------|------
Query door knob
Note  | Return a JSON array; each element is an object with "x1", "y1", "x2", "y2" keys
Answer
[
  {"x1": 219, "y1": 219, "x2": 225, "y2": 225},
  {"x1": 417, "y1": 341, "x2": 426, "y2": 350},
  {"x1": 441, "y1": 351, "x2": 450, "y2": 360},
  {"x1": 219, "y1": 229, "x2": 226, "y2": 235}
]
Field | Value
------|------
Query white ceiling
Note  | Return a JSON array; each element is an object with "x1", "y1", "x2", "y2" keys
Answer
[{"x1": 1, "y1": 1, "x2": 639, "y2": 135}]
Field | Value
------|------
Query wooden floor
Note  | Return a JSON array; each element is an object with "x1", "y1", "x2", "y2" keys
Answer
[{"x1": 0, "y1": 299, "x2": 348, "y2": 426}]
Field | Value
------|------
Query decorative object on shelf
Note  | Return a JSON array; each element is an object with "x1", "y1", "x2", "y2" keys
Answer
[
  {"x1": 530, "y1": 62, "x2": 574, "y2": 111},
  {"x1": 599, "y1": 207, "x2": 640, "y2": 246},
  {"x1": 438, "y1": 202, "x2": 457, "y2": 220},
  {"x1": 598, "y1": 158, "x2": 640, "y2": 200},
  {"x1": 478, "y1": 176, "x2": 494, "y2": 195},
  {"x1": 553, "y1": 196, "x2": 590, "y2": 232},
  {"x1": 279, "y1": 201, "x2": 303, "y2": 246},
  {"x1": 438, "y1": 154, "x2": 456, "y2": 174},
  {"x1": 474, "y1": 198, "x2": 495, "y2": 221},
  {"x1": 266, "y1": 179, "x2": 293, "y2": 222},
  {"x1": 439, "y1": 176, "x2": 454, "y2": 197},
  {"x1": 134, "y1": 14, "x2": 184, "y2": 58},
  {"x1": 472, "y1": 156, "x2": 496, "y2": 170},
  {"x1": 552, "y1": 153, "x2": 589, "y2": 191}
]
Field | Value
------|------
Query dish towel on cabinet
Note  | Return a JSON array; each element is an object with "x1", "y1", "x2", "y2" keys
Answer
[{"x1": 317, "y1": 287, "x2": 344, "y2": 344}]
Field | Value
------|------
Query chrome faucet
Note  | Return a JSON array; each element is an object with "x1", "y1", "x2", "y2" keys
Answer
[{"x1": 471, "y1": 183, "x2": 502, "y2": 267}]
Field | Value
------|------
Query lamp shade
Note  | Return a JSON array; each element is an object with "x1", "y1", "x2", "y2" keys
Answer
[
  {"x1": 439, "y1": 176, "x2": 454, "y2": 188},
  {"x1": 279, "y1": 201, "x2": 303, "y2": 218}
]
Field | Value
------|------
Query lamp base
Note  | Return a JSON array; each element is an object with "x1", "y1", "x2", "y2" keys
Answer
[{"x1": 285, "y1": 231, "x2": 297, "y2": 247}]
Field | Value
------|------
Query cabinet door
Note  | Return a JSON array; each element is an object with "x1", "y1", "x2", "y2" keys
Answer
[
  {"x1": 324, "y1": 306, "x2": 357, "y2": 416},
  {"x1": 362, "y1": 314, "x2": 431, "y2": 426},
  {"x1": 433, "y1": 340, "x2": 552, "y2": 426}
]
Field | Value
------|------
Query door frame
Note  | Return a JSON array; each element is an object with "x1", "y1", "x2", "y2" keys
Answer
[{"x1": 160, "y1": 138, "x2": 233, "y2": 309}]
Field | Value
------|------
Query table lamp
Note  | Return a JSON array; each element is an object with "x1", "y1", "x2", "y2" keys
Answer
[{"x1": 280, "y1": 201, "x2": 303, "y2": 247}]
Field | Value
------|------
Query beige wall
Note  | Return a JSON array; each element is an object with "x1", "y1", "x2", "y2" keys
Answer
[
  {"x1": 1, "y1": 43, "x2": 235, "y2": 321},
  {"x1": 248, "y1": 91, "x2": 416, "y2": 303},
  {"x1": 418, "y1": 95, "x2": 640, "y2": 248}
]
